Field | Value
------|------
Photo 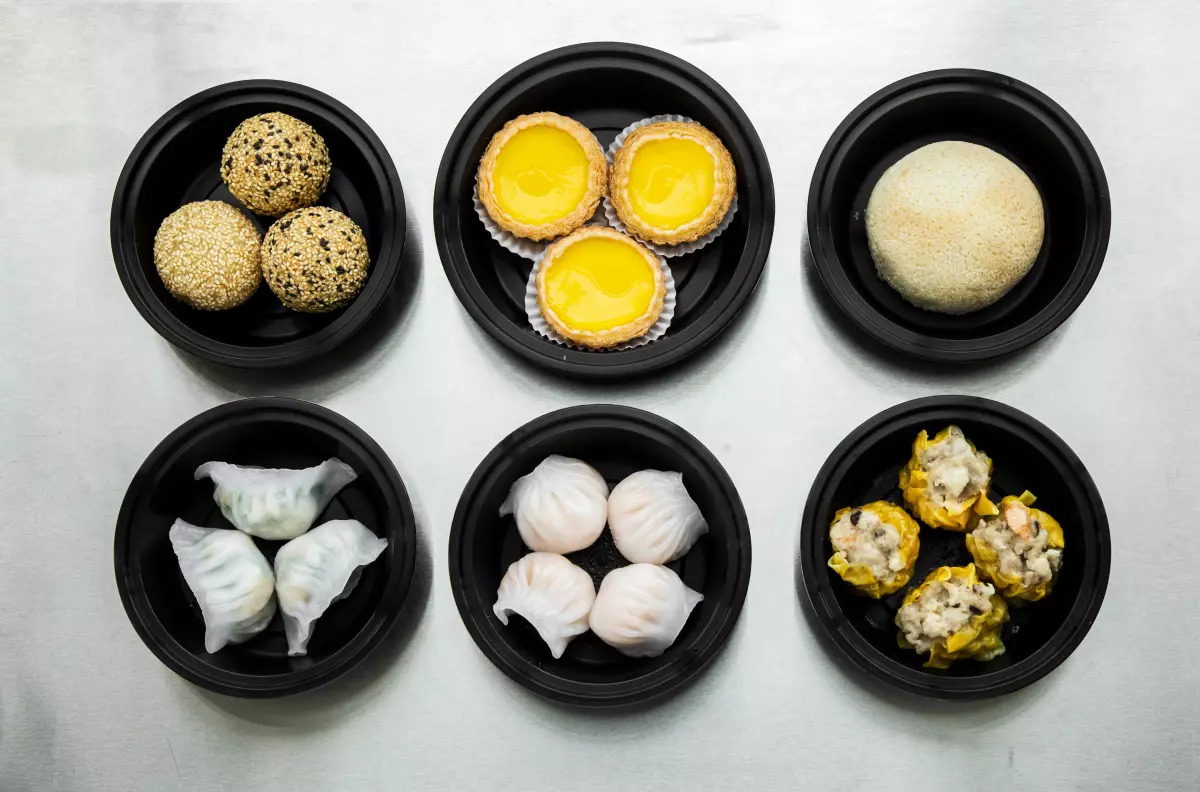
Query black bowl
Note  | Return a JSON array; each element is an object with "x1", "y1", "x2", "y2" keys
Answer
[
  {"x1": 114, "y1": 398, "x2": 417, "y2": 697},
  {"x1": 434, "y1": 43, "x2": 775, "y2": 379},
  {"x1": 799, "y1": 396, "x2": 1110, "y2": 699},
  {"x1": 111, "y1": 80, "x2": 407, "y2": 367},
  {"x1": 450, "y1": 405, "x2": 751, "y2": 706},
  {"x1": 808, "y1": 69, "x2": 1110, "y2": 362}
]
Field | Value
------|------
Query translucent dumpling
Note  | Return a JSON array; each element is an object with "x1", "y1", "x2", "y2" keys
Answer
[
  {"x1": 195, "y1": 458, "x2": 357, "y2": 540},
  {"x1": 607, "y1": 470, "x2": 708, "y2": 564},
  {"x1": 493, "y1": 552, "x2": 596, "y2": 659},
  {"x1": 499, "y1": 455, "x2": 608, "y2": 554},
  {"x1": 169, "y1": 519, "x2": 277, "y2": 653},
  {"x1": 273, "y1": 519, "x2": 387, "y2": 656},
  {"x1": 588, "y1": 564, "x2": 703, "y2": 658}
]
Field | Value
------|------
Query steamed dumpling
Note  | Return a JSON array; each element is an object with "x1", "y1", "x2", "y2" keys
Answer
[
  {"x1": 499, "y1": 455, "x2": 608, "y2": 554},
  {"x1": 169, "y1": 519, "x2": 277, "y2": 653},
  {"x1": 588, "y1": 564, "x2": 703, "y2": 658},
  {"x1": 195, "y1": 458, "x2": 357, "y2": 540},
  {"x1": 273, "y1": 519, "x2": 387, "y2": 656},
  {"x1": 493, "y1": 552, "x2": 596, "y2": 659},
  {"x1": 608, "y1": 470, "x2": 708, "y2": 564}
]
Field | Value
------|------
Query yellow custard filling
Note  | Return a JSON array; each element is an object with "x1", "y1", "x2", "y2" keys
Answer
[
  {"x1": 493, "y1": 126, "x2": 589, "y2": 224},
  {"x1": 543, "y1": 237, "x2": 656, "y2": 331},
  {"x1": 627, "y1": 137, "x2": 716, "y2": 229}
]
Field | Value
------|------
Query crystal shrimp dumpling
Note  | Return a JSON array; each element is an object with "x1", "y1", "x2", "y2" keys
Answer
[
  {"x1": 588, "y1": 564, "x2": 703, "y2": 658},
  {"x1": 607, "y1": 470, "x2": 708, "y2": 565},
  {"x1": 498, "y1": 455, "x2": 609, "y2": 554},
  {"x1": 493, "y1": 552, "x2": 597, "y2": 659}
]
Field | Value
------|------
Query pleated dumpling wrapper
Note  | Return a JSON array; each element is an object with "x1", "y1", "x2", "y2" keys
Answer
[
  {"x1": 895, "y1": 564, "x2": 1009, "y2": 669},
  {"x1": 273, "y1": 519, "x2": 387, "y2": 656},
  {"x1": 195, "y1": 458, "x2": 357, "y2": 540},
  {"x1": 493, "y1": 552, "x2": 596, "y2": 659},
  {"x1": 588, "y1": 564, "x2": 702, "y2": 658},
  {"x1": 967, "y1": 491, "x2": 1064, "y2": 602},
  {"x1": 499, "y1": 455, "x2": 609, "y2": 554},
  {"x1": 169, "y1": 519, "x2": 277, "y2": 653},
  {"x1": 607, "y1": 470, "x2": 708, "y2": 564},
  {"x1": 827, "y1": 501, "x2": 920, "y2": 598},
  {"x1": 899, "y1": 426, "x2": 997, "y2": 531}
]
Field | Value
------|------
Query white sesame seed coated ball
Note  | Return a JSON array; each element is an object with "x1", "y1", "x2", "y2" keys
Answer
[
  {"x1": 221, "y1": 112, "x2": 331, "y2": 217},
  {"x1": 153, "y1": 201, "x2": 263, "y2": 311},
  {"x1": 261, "y1": 206, "x2": 370, "y2": 313},
  {"x1": 866, "y1": 141, "x2": 1045, "y2": 314}
]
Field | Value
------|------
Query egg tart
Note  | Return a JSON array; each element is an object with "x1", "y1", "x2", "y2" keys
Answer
[
  {"x1": 609, "y1": 121, "x2": 736, "y2": 246},
  {"x1": 536, "y1": 227, "x2": 666, "y2": 349},
  {"x1": 477, "y1": 112, "x2": 607, "y2": 242}
]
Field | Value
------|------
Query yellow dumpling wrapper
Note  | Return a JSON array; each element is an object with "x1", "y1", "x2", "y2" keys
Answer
[
  {"x1": 827, "y1": 501, "x2": 921, "y2": 598},
  {"x1": 966, "y1": 491, "x2": 1065, "y2": 602},
  {"x1": 896, "y1": 564, "x2": 1009, "y2": 669},
  {"x1": 899, "y1": 427, "x2": 997, "y2": 531}
]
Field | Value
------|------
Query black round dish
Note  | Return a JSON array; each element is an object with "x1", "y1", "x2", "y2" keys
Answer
[
  {"x1": 115, "y1": 398, "x2": 417, "y2": 697},
  {"x1": 450, "y1": 405, "x2": 751, "y2": 706},
  {"x1": 111, "y1": 80, "x2": 406, "y2": 368},
  {"x1": 808, "y1": 69, "x2": 1110, "y2": 362},
  {"x1": 434, "y1": 43, "x2": 775, "y2": 379},
  {"x1": 799, "y1": 396, "x2": 1110, "y2": 699}
]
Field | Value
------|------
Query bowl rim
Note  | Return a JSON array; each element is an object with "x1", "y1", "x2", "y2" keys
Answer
[
  {"x1": 798, "y1": 395, "x2": 1111, "y2": 699},
  {"x1": 807, "y1": 68, "x2": 1111, "y2": 362},
  {"x1": 433, "y1": 41, "x2": 775, "y2": 380},
  {"x1": 449, "y1": 404, "x2": 752, "y2": 706},
  {"x1": 113, "y1": 397, "x2": 417, "y2": 697},
  {"x1": 110, "y1": 79, "x2": 407, "y2": 368}
]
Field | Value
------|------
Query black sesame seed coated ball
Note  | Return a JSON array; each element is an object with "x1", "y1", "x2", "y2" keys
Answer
[
  {"x1": 261, "y1": 207, "x2": 370, "y2": 313},
  {"x1": 221, "y1": 112, "x2": 331, "y2": 217}
]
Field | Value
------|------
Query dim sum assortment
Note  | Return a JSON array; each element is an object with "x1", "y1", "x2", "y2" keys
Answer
[
  {"x1": 494, "y1": 456, "x2": 707, "y2": 659},
  {"x1": 171, "y1": 459, "x2": 388, "y2": 657},
  {"x1": 827, "y1": 425, "x2": 1066, "y2": 668}
]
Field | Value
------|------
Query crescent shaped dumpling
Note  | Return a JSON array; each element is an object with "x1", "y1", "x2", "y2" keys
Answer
[
  {"x1": 499, "y1": 455, "x2": 609, "y2": 554},
  {"x1": 588, "y1": 564, "x2": 703, "y2": 658},
  {"x1": 493, "y1": 552, "x2": 596, "y2": 659},
  {"x1": 169, "y1": 519, "x2": 277, "y2": 654},
  {"x1": 607, "y1": 470, "x2": 708, "y2": 564}
]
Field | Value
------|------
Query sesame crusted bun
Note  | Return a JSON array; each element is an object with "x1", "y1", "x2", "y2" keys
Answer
[
  {"x1": 261, "y1": 207, "x2": 369, "y2": 313},
  {"x1": 153, "y1": 201, "x2": 262, "y2": 311},
  {"x1": 221, "y1": 112, "x2": 331, "y2": 217},
  {"x1": 866, "y1": 141, "x2": 1044, "y2": 314}
]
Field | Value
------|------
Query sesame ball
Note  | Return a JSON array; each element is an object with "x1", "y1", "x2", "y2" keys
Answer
[
  {"x1": 221, "y1": 112, "x2": 331, "y2": 217},
  {"x1": 153, "y1": 201, "x2": 262, "y2": 311},
  {"x1": 261, "y1": 207, "x2": 370, "y2": 313}
]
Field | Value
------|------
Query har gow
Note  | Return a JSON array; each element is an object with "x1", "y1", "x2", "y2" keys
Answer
[
  {"x1": 608, "y1": 470, "x2": 708, "y2": 564},
  {"x1": 589, "y1": 564, "x2": 703, "y2": 658},
  {"x1": 169, "y1": 519, "x2": 277, "y2": 653},
  {"x1": 273, "y1": 519, "x2": 388, "y2": 656},
  {"x1": 195, "y1": 458, "x2": 357, "y2": 540},
  {"x1": 499, "y1": 455, "x2": 608, "y2": 554},
  {"x1": 493, "y1": 552, "x2": 596, "y2": 659}
]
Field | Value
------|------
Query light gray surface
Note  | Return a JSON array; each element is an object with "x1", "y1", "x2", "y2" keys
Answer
[{"x1": 1, "y1": 1, "x2": 1197, "y2": 790}]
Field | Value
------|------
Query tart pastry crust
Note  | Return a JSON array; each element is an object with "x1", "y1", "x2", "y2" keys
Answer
[
  {"x1": 536, "y1": 226, "x2": 666, "y2": 349},
  {"x1": 477, "y1": 112, "x2": 607, "y2": 241},
  {"x1": 609, "y1": 121, "x2": 736, "y2": 246}
]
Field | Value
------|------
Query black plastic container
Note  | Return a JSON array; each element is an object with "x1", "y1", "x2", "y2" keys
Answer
[
  {"x1": 434, "y1": 43, "x2": 775, "y2": 379},
  {"x1": 808, "y1": 69, "x2": 1110, "y2": 362},
  {"x1": 450, "y1": 405, "x2": 751, "y2": 706},
  {"x1": 112, "y1": 80, "x2": 406, "y2": 367},
  {"x1": 114, "y1": 398, "x2": 416, "y2": 697},
  {"x1": 799, "y1": 396, "x2": 1110, "y2": 699}
]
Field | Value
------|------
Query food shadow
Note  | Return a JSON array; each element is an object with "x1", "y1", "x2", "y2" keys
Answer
[{"x1": 172, "y1": 198, "x2": 424, "y2": 403}]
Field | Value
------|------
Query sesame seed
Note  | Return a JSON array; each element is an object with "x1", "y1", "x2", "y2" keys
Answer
[
  {"x1": 153, "y1": 201, "x2": 262, "y2": 311},
  {"x1": 261, "y1": 207, "x2": 369, "y2": 313},
  {"x1": 220, "y1": 112, "x2": 331, "y2": 218}
]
